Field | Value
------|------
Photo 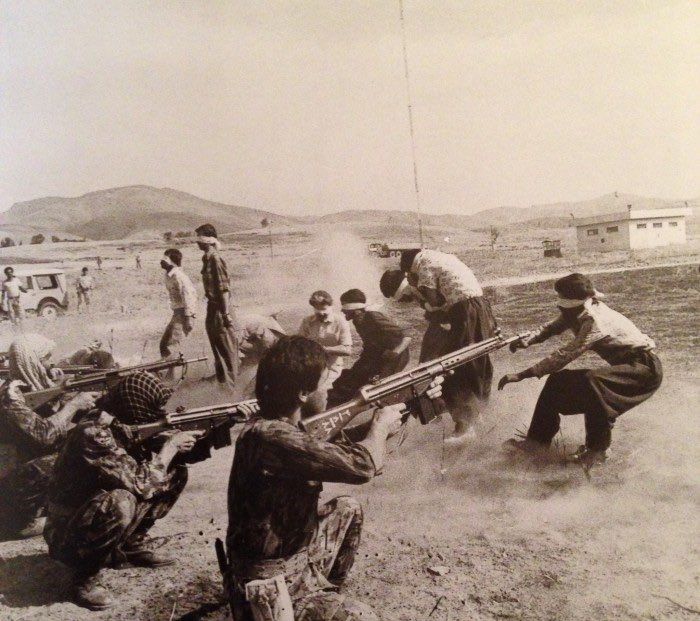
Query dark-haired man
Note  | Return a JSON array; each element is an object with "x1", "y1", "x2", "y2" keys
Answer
[
  {"x1": 499, "y1": 273, "x2": 662, "y2": 467},
  {"x1": 2, "y1": 266, "x2": 26, "y2": 325},
  {"x1": 328, "y1": 288, "x2": 411, "y2": 407},
  {"x1": 195, "y1": 224, "x2": 240, "y2": 386},
  {"x1": 381, "y1": 249, "x2": 496, "y2": 444},
  {"x1": 224, "y1": 335, "x2": 442, "y2": 620},
  {"x1": 44, "y1": 371, "x2": 202, "y2": 610},
  {"x1": 76, "y1": 267, "x2": 94, "y2": 312},
  {"x1": 159, "y1": 248, "x2": 198, "y2": 362}
]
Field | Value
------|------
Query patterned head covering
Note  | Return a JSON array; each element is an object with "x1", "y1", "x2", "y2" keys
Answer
[
  {"x1": 99, "y1": 371, "x2": 173, "y2": 424},
  {"x1": 8, "y1": 333, "x2": 56, "y2": 391}
]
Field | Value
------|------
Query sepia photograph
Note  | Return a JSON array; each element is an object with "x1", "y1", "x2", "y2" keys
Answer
[{"x1": 0, "y1": 1, "x2": 698, "y2": 619}]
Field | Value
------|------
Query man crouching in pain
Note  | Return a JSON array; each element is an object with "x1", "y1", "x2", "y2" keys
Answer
[
  {"x1": 224, "y1": 335, "x2": 442, "y2": 620},
  {"x1": 43, "y1": 372, "x2": 202, "y2": 610}
]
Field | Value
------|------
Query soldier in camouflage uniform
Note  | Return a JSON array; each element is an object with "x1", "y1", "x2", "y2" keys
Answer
[
  {"x1": 224, "y1": 336, "x2": 443, "y2": 620},
  {"x1": 44, "y1": 371, "x2": 201, "y2": 610},
  {"x1": 0, "y1": 333, "x2": 98, "y2": 539}
]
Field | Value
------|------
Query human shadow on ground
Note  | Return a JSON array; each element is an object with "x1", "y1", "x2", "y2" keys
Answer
[{"x1": 0, "y1": 552, "x2": 72, "y2": 607}]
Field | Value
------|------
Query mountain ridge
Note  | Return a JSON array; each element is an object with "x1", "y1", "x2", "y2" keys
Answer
[{"x1": 1, "y1": 186, "x2": 696, "y2": 241}]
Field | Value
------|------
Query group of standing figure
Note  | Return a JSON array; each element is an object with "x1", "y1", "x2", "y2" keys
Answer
[{"x1": 0, "y1": 224, "x2": 663, "y2": 620}]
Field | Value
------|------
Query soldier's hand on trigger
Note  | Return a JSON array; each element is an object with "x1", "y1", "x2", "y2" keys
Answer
[
  {"x1": 67, "y1": 391, "x2": 100, "y2": 412},
  {"x1": 167, "y1": 430, "x2": 205, "y2": 453},
  {"x1": 372, "y1": 404, "x2": 404, "y2": 436}
]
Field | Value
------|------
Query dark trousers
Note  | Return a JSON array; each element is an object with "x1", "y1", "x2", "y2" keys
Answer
[
  {"x1": 45, "y1": 467, "x2": 187, "y2": 575},
  {"x1": 527, "y1": 352, "x2": 663, "y2": 451},
  {"x1": 205, "y1": 302, "x2": 240, "y2": 385},
  {"x1": 328, "y1": 350, "x2": 409, "y2": 407}
]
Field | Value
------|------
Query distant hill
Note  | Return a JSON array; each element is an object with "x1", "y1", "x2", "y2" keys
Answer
[
  {"x1": 0, "y1": 186, "x2": 299, "y2": 241},
  {"x1": 1, "y1": 187, "x2": 696, "y2": 242},
  {"x1": 320, "y1": 193, "x2": 698, "y2": 231}
]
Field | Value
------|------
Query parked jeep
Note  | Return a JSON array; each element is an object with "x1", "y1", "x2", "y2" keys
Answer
[{"x1": 0, "y1": 268, "x2": 69, "y2": 320}]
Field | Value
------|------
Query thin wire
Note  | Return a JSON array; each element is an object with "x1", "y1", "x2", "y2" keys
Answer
[{"x1": 398, "y1": 0, "x2": 424, "y2": 247}]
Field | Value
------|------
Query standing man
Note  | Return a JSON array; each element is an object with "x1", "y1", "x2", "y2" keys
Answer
[
  {"x1": 96, "y1": 256, "x2": 103, "y2": 270},
  {"x1": 223, "y1": 335, "x2": 444, "y2": 620},
  {"x1": 381, "y1": 249, "x2": 497, "y2": 444},
  {"x1": 328, "y1": 288, "x2": 411, "y2": 406},
  {"x1": 195, "y1": 223, "x2": 239, "y2": 387},
  {"x1": 75, "y1": 267, "x2": 94, "y2": 312},
  {"x1": 298, "y1": 290, "x2": 352, "y2": 387},
  {"x1": 135, "y1": 254, "x2": 142, "y2": 270},
  {"x1": 159, "y1": 249, "x2": 198, "y2": 362},
  {"x1": 2, "y1": 266, "x2": 27, "y2": 325}
]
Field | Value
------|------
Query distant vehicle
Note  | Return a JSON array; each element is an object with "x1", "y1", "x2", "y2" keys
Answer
[
  {"x1": 368, "y1": 243, "x2": 423, "y2": 258},
  {"x1": 0, "y1": 268, "x2": 69, "y2": 320},
  {"x1": 542, "y1": 239, "x2": 562, "y2": 258}
]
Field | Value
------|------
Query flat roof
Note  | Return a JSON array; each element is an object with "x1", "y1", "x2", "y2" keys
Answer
[
  {"x1": 2, "y1": 267, "x2": 65, "y2": 276},
  {"x1": 575, "y1": 207, "x2": 692, "y2": 228}
]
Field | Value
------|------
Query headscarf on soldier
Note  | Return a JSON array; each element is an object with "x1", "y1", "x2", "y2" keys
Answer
[
  {"x1": 8, "y1": 333, "x2": 57, "y2": 392},
  {"x1": 96, "y1": 371, "x2": 173, "y2": 425}
]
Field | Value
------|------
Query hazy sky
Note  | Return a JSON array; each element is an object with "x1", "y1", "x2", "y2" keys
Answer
[{"x1": 1, "y1": 1, "x2": 698, "y2": 215}]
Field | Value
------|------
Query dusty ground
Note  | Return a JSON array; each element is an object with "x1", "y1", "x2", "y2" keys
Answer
[{"x1": 0, "y1": 230, "x2": 698, "y2": 620}]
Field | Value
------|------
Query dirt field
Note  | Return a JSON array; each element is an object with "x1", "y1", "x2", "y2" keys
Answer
[{"x1": 0, "y1": 231, "x2": 698, "y2": 620}]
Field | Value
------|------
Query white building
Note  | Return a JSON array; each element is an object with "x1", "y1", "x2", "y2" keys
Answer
[{"x1": 574, "y1": 206, "x2": 692, "y2": 253}]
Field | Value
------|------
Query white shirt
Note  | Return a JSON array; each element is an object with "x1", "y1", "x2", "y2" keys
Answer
[
  {"x1": 164, "y1": 267, "x2": 198, "y2": 316},
  {"x1": 2, "y1": 278, "x2": 22, "y2": 298}
]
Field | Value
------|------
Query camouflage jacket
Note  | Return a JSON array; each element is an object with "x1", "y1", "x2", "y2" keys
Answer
[
  {"x1": 0, "y1": 383, "x2": 67, "y2": 476},
  {"x1": 48, "y1": 411, "x2": 174, "y2": 510},
  {"x1": 226, "y1": 417, "x2": 375, "y2": 561}
]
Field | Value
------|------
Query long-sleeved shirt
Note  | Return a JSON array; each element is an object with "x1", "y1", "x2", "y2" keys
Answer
[
  {"x1": 48, "y1": 412, "x2": 173, "y2": 509},
  {"x1": 299, "y1": 311, "x2": 352, "y2": 377},
  {"x1": 0, "y1": 383, "x2": 68, "y2": 473},
  {"x1": 201, "y1": 248, "x2": 231, "y2": 309},
  {"x1": 226, "y1": 418, "x2": 375, "y2": 560},
  {"x1": 353, "y1": 310, "x2": 405, "y2": 359},
  {"x1": 411, "y1": 249, "x2": 483, "y2": 307},
  {"x1": 164, "y1": 266, "x2": 198, "y2": 316},
  {"x1": 525, "y1": 300, "x2": 656, "y2": 378}
]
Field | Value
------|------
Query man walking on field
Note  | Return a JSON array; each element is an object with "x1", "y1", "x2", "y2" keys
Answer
[
  {"x1": 159, "y1": 249, "x2": 198, "y2": 364},
  {"x1": 195, "y1": 223, "x2": 240, "y2": 387}
]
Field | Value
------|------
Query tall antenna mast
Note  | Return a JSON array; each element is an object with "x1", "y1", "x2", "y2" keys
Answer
[{"x1": 398, "y1": 0, "x2": 424, "y2": 246}]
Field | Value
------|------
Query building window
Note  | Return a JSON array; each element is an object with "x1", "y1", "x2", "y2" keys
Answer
[
  {"x1": 653, "y1": 222, "x2": 663, "y2": 228},
  {"x1": 606, "y1": 225, "x2": 619, "y2": 233},
  {"x1": 637, "y1": 223, "x2": 647, "y2": 229},
  {"x1": 669, "y1": 221, "x2": 678, "y2": 227},
  {"x1": 587, "y1": 229, "x2": 598, "y2": 236}
]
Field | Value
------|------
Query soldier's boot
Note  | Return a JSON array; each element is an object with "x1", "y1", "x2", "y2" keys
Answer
[
  {"x1": 123, "y1": 547, "x2": 176, "y2": 568},
  {"x1": 503, "y1": 437, "x2": 548, "y2": 454},
  {"x1": 74, "y1": 572, "x2": 114, "y2": 611},
  {"x1": 570, "y1": 445, "x2": 608, "y2": 468}
]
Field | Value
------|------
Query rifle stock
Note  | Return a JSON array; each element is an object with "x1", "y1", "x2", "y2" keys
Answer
[
  {"x1": 300, "y1": 333, "x2": 527, "y2": 441},
  {"x1": 23, "y1": 355, "x2": 207, "y2": 410}
]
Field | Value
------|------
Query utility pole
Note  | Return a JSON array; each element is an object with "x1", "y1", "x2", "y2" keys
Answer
[
  {"x1": 398, "y1": 0, "x2": 424, "y2": 247},
  {"x1": 268, "y1": 220, "x2": 274, "y2": 259}
]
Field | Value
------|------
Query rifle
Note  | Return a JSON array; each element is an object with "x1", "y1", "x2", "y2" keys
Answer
[
  {"x1": 23, "y1": 355, "x2": 207, "y2": 410},
  {"x1": 131, "y1": 399, "x2": 259, "y2": 463},
  {"x1": 0, "y1": 364, "x2": 98, "y2": 380},
  {"x1": 300, "y1": 332, "x2": 526, "y2": 441}
]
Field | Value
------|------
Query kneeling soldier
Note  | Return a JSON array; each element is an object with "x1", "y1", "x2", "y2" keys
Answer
[
  {"x1": 223, "y1": 335, "x2": 441, "y2": 620},
  {"x1": 44, "y1": 371, "x2": 202, "y2": 610}
]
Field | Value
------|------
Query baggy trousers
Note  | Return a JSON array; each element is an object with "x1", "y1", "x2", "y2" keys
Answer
[
  {"x1": 45, "y1": 467, "x2": 188, "y2": 576},
  {"x1": 205, "y1": 302, "x2": 240, "y2": 385},
  {"x1": 527, "y1": 351, "x2": 662, "y2": 451},
  {"x1": 228, "y1": 496, "x2": 377, "y2": 621}
]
